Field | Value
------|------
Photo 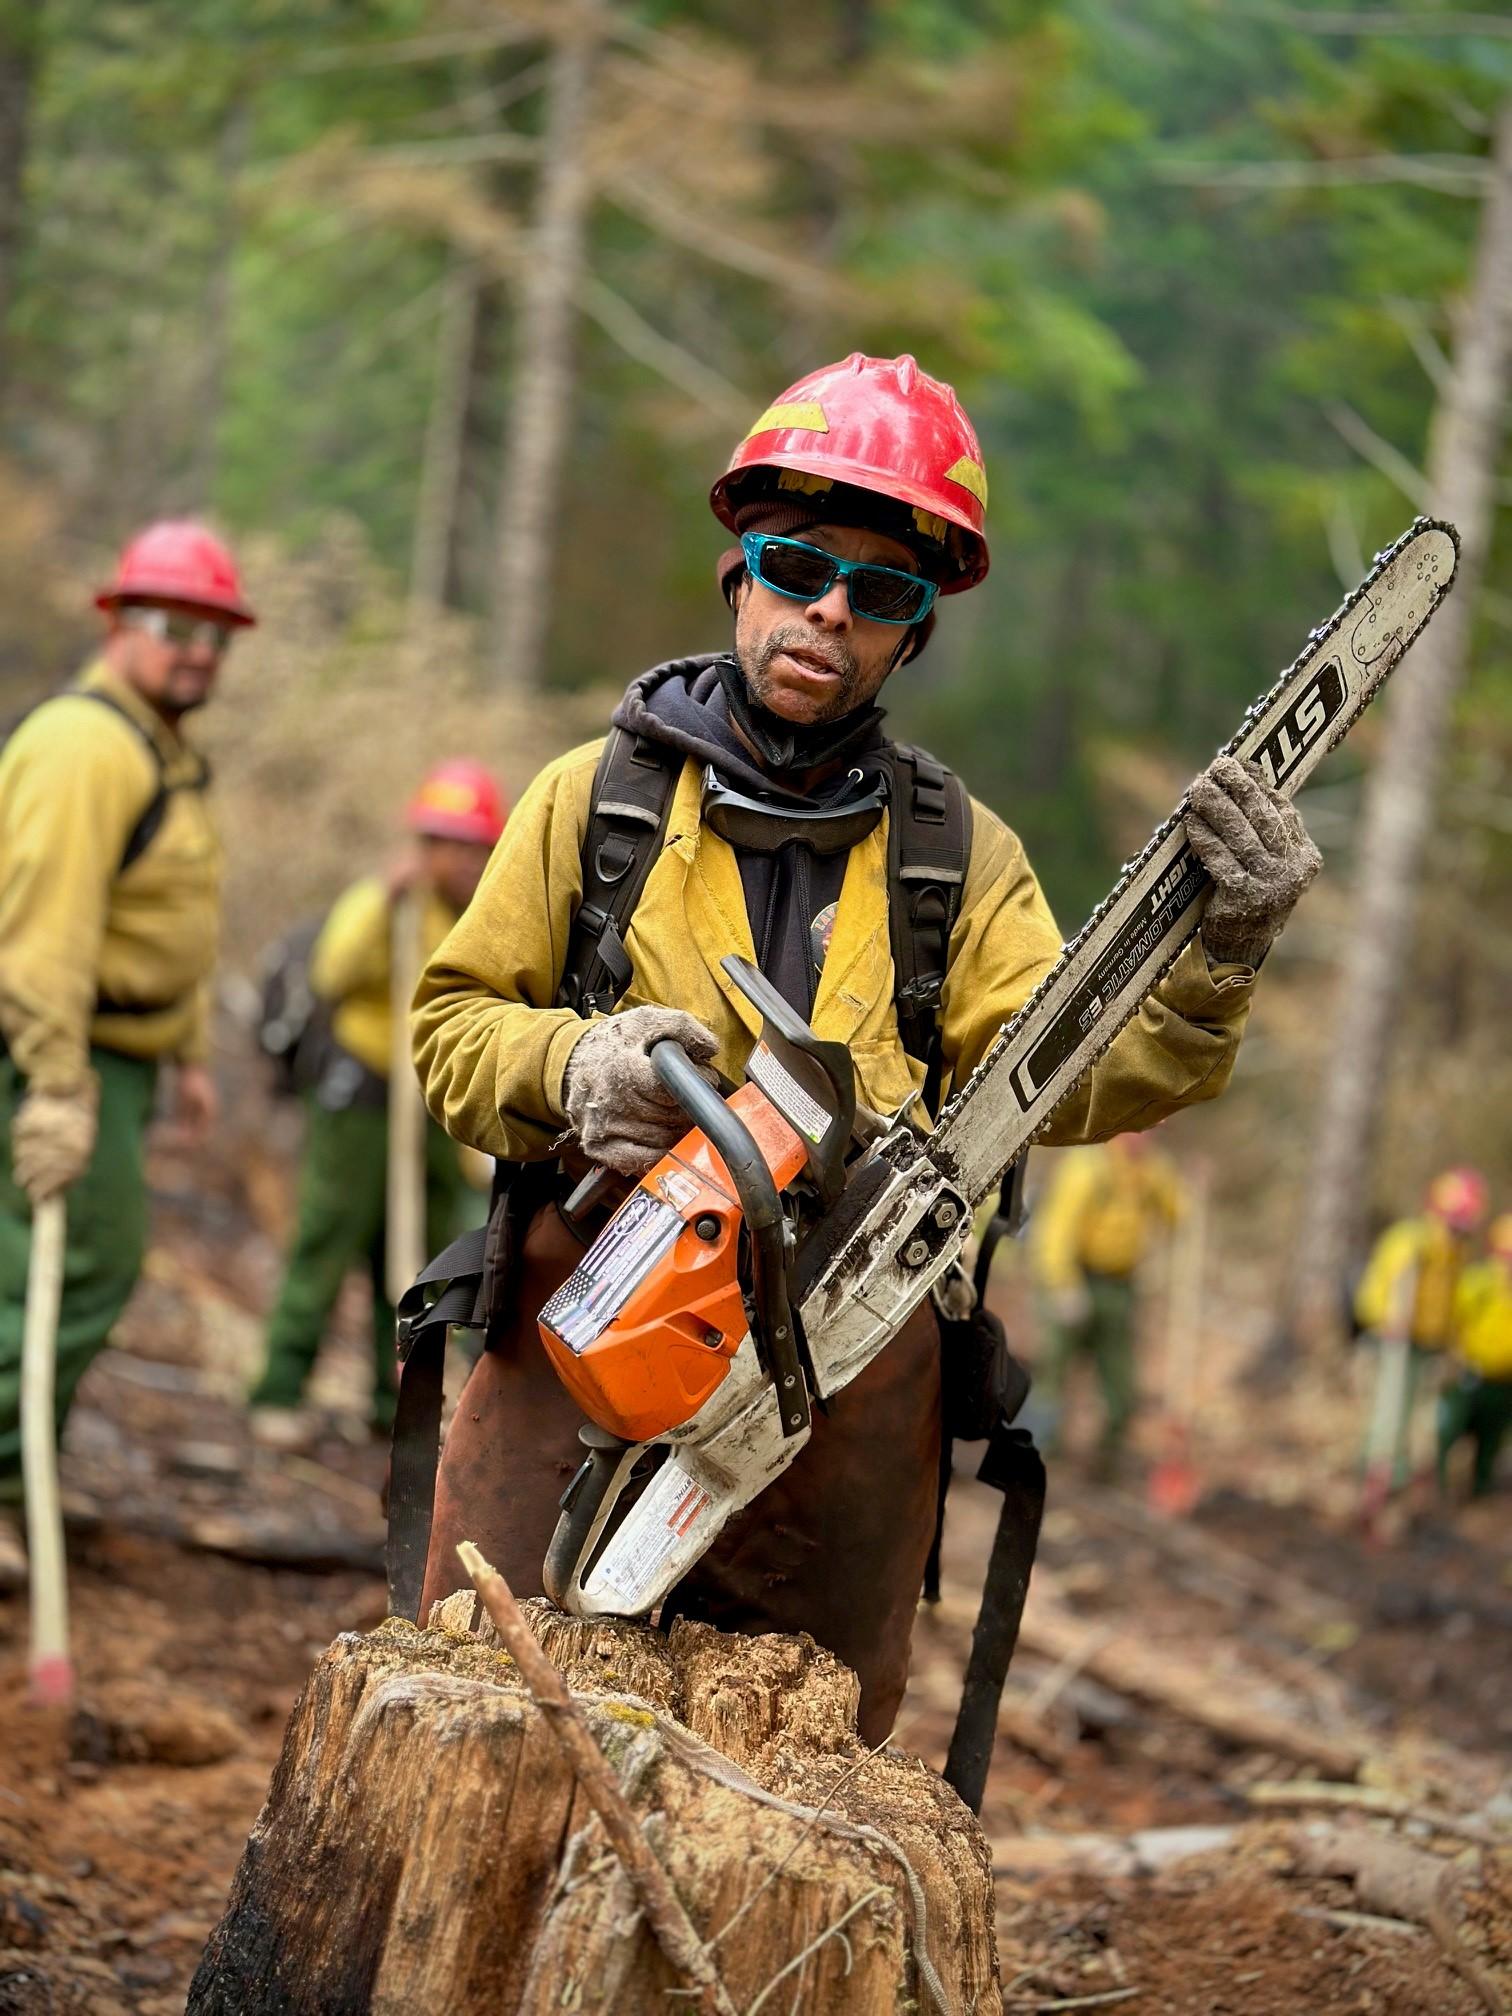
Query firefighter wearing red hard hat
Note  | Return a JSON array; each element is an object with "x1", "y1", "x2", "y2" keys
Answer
[
  {"x1": 1355, "y1": 1167, "x2": 1491, "y2": 1498},
  {"x1": 248, "y1": 762, "x2": 508, "y2": 1449},
  {"x1": 398, "y1": 354, "x2": 1323, "y2": 1740},
  {"x1": 0, "y1": 521, "x2": 255, "y2": 1587}
]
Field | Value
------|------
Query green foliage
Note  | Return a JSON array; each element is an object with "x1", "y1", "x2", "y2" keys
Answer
[{"x1": 2, "y1": 0, "x2": 1506, "y2": 920}]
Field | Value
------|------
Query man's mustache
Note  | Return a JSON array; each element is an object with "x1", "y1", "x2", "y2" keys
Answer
[{"x1": 758, "y1": 625, "x2": 859, "y2": 686}]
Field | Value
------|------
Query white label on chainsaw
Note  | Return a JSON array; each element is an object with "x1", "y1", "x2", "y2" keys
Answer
[
  {"x1": 590, "y1": 1459, "x2": 712, "y2": 1606},
  {"x1": 746, "y1": 1040, "x2": 829, "y2": 1145},
  {"x1": 539, "y1": 1187, "x2": 682, "y2": 1355}
]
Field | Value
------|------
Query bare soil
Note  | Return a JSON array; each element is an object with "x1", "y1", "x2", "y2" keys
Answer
[{"x1": 1, "y1": 1128, "x2": 1508, "y2": 2015}]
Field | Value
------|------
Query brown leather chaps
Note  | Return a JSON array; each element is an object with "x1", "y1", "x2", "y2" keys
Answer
[{"x1": 419, "y1": 1202, "x2": 941, "y2": 1744}]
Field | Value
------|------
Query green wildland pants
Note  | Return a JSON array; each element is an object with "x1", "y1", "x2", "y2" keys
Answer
[
  {"x1": 250, "y1": 1097, "x2": 477, "y2": 1429},
  {"x1": 1437, "y1": 1373, "x2": 1512, "y2": 1499},
  {"x1": 1040, "y1": 1270, "x2": 1138, "y2": 1470},
  {"x1": 0, "y1": 1047, "x2": 157, "y2": 1501}
]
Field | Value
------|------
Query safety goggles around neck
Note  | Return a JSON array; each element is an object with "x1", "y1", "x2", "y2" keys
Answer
[
  {"x1": 119, "y1": 605, "x2": 233, "y2": 654},
  {"x1": 700, "y1": 765, "x2": 888, "y2": 855},
  {"x1": 740, "y1": 533, "x2": 938, "y2": 627}
]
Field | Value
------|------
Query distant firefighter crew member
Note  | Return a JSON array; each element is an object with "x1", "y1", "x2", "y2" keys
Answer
[
  {"x1": 0, "y1": 522, "x2": 255, "y2": 1589},
  {"x1": 1032, "y1": 1133, "x2": 1187, "y2": 1475},
  {"x1": 248, "y1": 762, "x2": 507, "y2": 1448}
]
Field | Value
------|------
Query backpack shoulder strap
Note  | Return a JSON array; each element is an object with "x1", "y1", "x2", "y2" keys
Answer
[
  {"x1": 885, "y1": 742, "x2": 972, "y2": 1119},
  {"x1": 556, "y1": 727, "x2": 681, "y2": 1016},
  {"x1": 70, "y1": 689, "x2": 182, "y2": 874}
]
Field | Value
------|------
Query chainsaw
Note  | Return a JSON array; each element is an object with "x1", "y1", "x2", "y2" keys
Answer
[{"x1": 540, "y1": 518, "x2": 1459, "y2": 1619}]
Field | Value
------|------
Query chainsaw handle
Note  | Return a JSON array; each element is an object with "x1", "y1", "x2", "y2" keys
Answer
[{"x1": 651, "y1": 1040, "x2": 810, "y2": 1438}]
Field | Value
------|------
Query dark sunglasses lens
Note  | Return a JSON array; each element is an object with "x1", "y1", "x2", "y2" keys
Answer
[
  {"x1": 757, "y1": 540, "x2": 837, "y2": 600},
  {"x1": 848, "y1": 566, "x2": 930, "y2": 622}
]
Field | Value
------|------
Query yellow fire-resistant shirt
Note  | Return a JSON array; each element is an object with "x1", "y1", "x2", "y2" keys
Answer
[
  {"x1": 0, "y1": 662, "x2": 221, "y2": 1094},
  {"x1": 1032, "y1": 1145, "x2": 1186, "y2": 1292},
  {"x1": 413, "y1": 739, "x2": 1257, "y2": 1165},
  {"x1": 1453, "y1": 1262, "x2": 1512, "y2": 1381},
  {"x1": 1353, "y1": 1216, "x2": 1468, "y2": 1352},
  {"x1": 311, "y1": 877, "x2": 461, "y2": 1081}
]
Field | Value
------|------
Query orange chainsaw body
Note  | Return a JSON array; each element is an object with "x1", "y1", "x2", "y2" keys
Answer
[{"x1": 538, "y1": 1082, "x2": 807, "y2": 1444}]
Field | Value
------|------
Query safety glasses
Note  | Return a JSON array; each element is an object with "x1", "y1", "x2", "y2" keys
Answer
[
  {"x1": 119, "y1": 606, "x2": 234, "y2": 654},
  {"x1": 740, "y1": 533, "x2": 938, "y2": 626}
]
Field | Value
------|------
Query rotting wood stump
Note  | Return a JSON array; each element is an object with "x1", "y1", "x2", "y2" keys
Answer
[{"x1": 187, "y1": 1596, "x2": 1000, "y2": 2015}]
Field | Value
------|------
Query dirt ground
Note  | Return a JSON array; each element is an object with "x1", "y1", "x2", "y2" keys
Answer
[{"x1": 1, "y1": 1123, "x2": 1509, "y2": 2015}]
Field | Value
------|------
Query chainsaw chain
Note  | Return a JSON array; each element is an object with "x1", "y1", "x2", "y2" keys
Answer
[{"x1": 931, "y1": 515, "x2": 1460, "y2": 1209}]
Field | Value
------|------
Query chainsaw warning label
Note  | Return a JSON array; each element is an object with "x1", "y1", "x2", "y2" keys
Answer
[
  {"x1": 540, "y1": 1188, "x2": 683, "y2": 1355},
  {"x1": 746, "y1": 1040, "x2": 830, "y2": 1145},
  {"x1": 589, "y1": 1459, "x2": 712, "y2": 1607}
]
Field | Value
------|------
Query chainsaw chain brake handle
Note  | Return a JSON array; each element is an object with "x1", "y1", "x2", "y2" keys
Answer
[
  {"x1": 651, "y1": 1038, "x2": 810, "y2": 1438},
  {"x1": 716, "y1": 955, "x2": 856, "y2": 1208}
]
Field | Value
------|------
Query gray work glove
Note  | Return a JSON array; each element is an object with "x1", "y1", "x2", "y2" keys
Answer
[
  {"x1": 1185, "y1": 754, "x2": 1323, "y2": 968},
  {"x1": 562, "y1": 1006, "x2": 720, "y2": 1177},
  {"x1": 13, "y1": 1083, "x2": 98, "y2": 1203}
]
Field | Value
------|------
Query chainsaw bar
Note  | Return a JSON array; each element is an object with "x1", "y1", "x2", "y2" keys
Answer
[{"x1": 928, "y1": 518, "x2": 1459, "y2": 1208}]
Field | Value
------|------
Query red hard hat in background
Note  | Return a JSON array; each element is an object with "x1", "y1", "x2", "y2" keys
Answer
[
  {"x1": 407, "y1": 760, "x2": 508, "y2": 847},
  {"x1": 95, "y1": 520, "x2": 257, "y2": 626},
  {"x1": 1426, "y1": 1166, "x2": 1489, "y2": 1233},
  {"x1": 710, "y1": 353, "x2": 991, "y2": 592}
]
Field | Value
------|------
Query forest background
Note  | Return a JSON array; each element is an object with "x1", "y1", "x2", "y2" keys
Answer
[{"x1": 0, "y1": 0, "x2": 1507, "y2": 1340}]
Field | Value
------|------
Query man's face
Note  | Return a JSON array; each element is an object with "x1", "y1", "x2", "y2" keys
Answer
[
  {"x1": 733, "y1": 521, "x2": 925, "y2": 727},
  {"x1": 421, "y1": 836, "x2": 493, "y2": 912},
  {"x1": 107, "y1": 599, "x2": 231, "y2": 719}
]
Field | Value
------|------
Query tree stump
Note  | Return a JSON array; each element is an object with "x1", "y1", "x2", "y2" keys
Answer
[{"x1": 188, "y1": 1597, "x2": 1000, "y2": 2014}]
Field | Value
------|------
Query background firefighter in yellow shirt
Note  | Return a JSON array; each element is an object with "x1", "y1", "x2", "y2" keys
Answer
[
  {"x1": 247, "y1": 763, "x2": 506, "y2": 1447},
  {"x1": 1031, "y1": 1133, "x2": 1187, "y2": 1477},
  {"x1": 1354, "y1": 1165, "x2": 1488, "y2": 1497},
  {"x1": 1437, "y1": 1214, "x2": 1512, "y2": 1500},
  {"x1": 0, "y1": 521, "x2": 255, "y2": 1589}
]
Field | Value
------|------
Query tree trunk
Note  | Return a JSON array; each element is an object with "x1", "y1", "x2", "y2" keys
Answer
[
  {"x1": 188, "y1": 1602, "x2": 1001, "y2": 2014},
  {"x1": 188, "y1": 94, "x2": 251, "y2": 510},
  {"x1": 1290, "y1": 96, "x2": 1512, "y2": 1353},
  {"x1": 407, "y1": 253, "x2": 481, "y2": 637},
  {"x1": 0, "y1": 1, "x2": 41, "y2": 393},
  {"x1": 489, "y1": 14, "x2": 599, "y2": 692}
]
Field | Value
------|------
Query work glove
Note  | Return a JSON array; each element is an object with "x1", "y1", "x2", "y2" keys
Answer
[
  {"x1": 1185, "y1": 754, "x2": 1322, "y2": 968},
  {"x1": 563, "y1": 1006, "x2": 721, "y2": 1177},
  {"x1": 12, "y1": 1083, "x2": 99, "y2": 1204}
]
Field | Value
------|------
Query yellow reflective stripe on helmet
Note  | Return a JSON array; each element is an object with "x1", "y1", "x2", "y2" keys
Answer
[
  {"x1": 744, "y1": 400, "x2": 828, "y2": 438},
  {"x1": 776, "y1": 469, "x2": 834, "y2": 496},
  {"x1": 943, "y1": 455, "x2": 988, "y2": 507}
]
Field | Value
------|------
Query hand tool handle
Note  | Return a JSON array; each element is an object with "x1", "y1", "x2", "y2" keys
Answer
[{"x1": 22, "y1": 1194, "x2": 72, "y2": 1705}]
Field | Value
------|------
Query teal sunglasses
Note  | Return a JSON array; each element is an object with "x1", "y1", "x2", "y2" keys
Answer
[{"x1": 740, "y1": 533, "x2": 938, "y2": 626}]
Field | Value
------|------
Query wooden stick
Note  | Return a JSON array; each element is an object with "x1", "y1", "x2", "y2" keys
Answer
[
  {"x1": 1248, "y1": 1780, "x2": 1501, "y2": 1846},
  {"x1": 22, "y1": 1196, "x2": 72, "y2": 1705},
  {"x1": 385, "y1": 886, "x2": 428, "y2": 1306},
  {"x1": 457, "y1": 1542, "x2": 739, "y2": 2016}
]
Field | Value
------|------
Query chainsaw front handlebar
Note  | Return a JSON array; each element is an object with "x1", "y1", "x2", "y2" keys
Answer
[{"x1": 651, "y1": 1040, "x2": 810, "y2": 1438}]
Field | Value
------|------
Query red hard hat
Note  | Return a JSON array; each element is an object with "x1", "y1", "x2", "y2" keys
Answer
[
  {"x1": 1426, "y1": 1166, "x2": 1489, "y2": 1233},
  {"x1": 710, "y1": 353, "x2": 990, "y2": 592},
  {"x1": 95, "y1": 520, "x2": 256, "y2": 626},
  {"x1": 407, "y1": 760, "x2": 508, "y2": 846}
]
